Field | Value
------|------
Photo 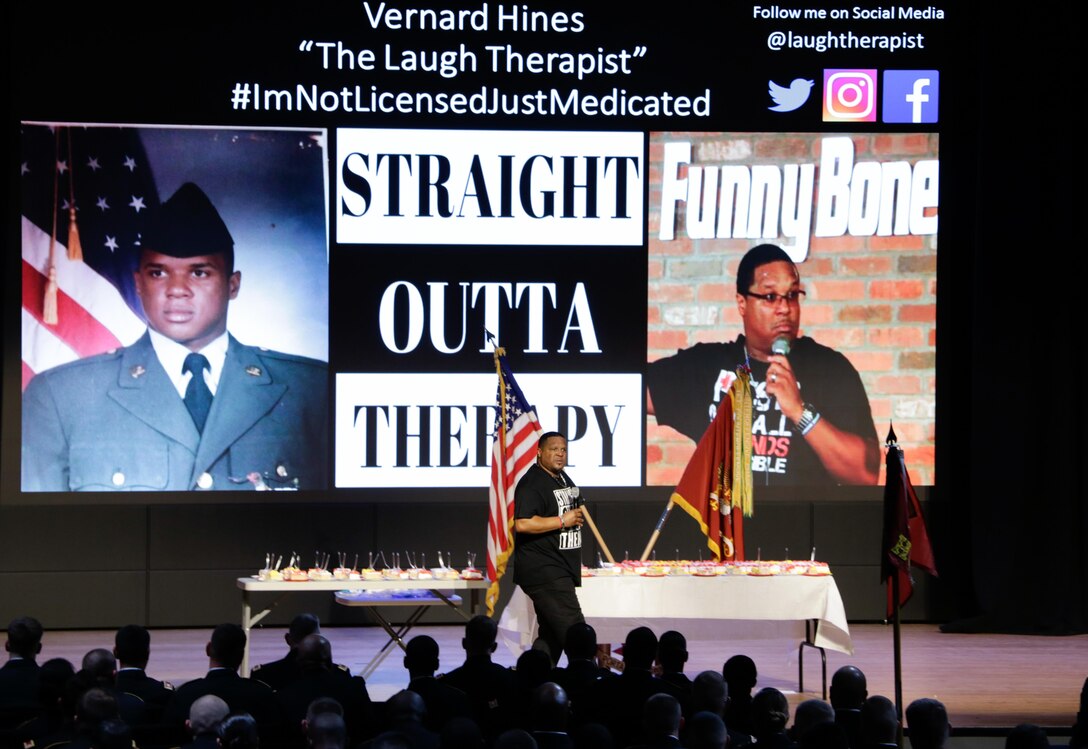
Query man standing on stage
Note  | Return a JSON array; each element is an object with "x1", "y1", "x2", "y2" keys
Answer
[
  {"x1": 647, "y1": 243, "x2": 879, "y2": 486},
  {"x1": 513, "y1": 432, "x2": 586, "y2": 665}
]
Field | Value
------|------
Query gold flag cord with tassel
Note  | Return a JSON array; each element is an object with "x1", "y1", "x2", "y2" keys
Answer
[
  {"x1": 42, "y1": 129, "x2": 62, "y2": 325},
  {"x1": 65, "y1": 128, "x2": 83, "y2": 261},
  {"x1": 730, "y1": 368, "x2": 754, "y2": 517}
]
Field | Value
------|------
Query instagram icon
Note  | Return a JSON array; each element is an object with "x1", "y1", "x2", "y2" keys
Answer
[{"x1": 823, "y1": 69, "x2": 877, "y2": 122}]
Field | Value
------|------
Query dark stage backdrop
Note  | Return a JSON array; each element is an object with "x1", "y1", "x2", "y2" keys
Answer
[
  {"x1": 948, "y1": 7, "x2": 1086, "y2": 635},
  {"x1": 2, "y1": 1, "x2": 1084, "y2": 633}
]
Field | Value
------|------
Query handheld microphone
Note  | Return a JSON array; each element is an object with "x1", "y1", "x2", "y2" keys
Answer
[{"x1": 771, "y1": 336, "x2": 791, "y2": 357}]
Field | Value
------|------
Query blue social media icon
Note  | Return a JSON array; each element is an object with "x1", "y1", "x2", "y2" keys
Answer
[
  {"x1": 768, "y1": 78, "x2": 814, "y2": 112},
  {"x1": 883, "y1": 70, "x2": 939, "y2": 123}
]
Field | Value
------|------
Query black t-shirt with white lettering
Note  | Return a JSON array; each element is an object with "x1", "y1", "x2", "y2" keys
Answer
[
  {"x1": 646, "y1": 335, "x2": 878, "y2": 486},
  {"x1": 513, "y1": 463, "x2": 583, "y2": 587}
]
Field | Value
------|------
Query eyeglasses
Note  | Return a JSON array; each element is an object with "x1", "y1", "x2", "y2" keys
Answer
[{"x1": 741, "y1": 290, "x2": 806, "y2": 306}]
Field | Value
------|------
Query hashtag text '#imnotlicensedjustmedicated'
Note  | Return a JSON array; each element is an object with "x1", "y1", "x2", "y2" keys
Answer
[{"x1": 229, "y1": 82, "x2": 711, "y2": 117}]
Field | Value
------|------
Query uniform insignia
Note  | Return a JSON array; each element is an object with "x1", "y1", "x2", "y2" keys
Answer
[
  {"x1": 246, "y1": 365, "x2": 262, "y2": 377},
  {"x1": 130, "y1": 365, "x2": 146, "y2": 378}
]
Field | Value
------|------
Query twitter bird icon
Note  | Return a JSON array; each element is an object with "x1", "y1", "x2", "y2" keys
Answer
[{"x1": 768, "y1": 78, "x2": 814, "y2": 112}]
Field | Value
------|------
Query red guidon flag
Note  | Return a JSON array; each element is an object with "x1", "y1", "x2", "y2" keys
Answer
[
  {"x1": 670, "y1": 368, "x2": 753, "y2": 561},
  {"x1": 486, "y1": 348, "x2": 542, "y2": 616},
  {"x1": 881, "y1": 425, "x2": 938, "y2": 617}
]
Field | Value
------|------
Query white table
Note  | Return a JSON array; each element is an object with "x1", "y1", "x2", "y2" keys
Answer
[
  {"x1": 498, "y1": 573, "x2": 852, "y2": 696},
  {"x1": 236, "y1": 577, "x2": 489, "y2": 675}
]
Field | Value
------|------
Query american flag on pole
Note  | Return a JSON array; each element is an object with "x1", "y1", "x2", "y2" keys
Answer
[
  {"x1": 20, "y1": 124, "x2": 154, "y2": 391},
  {"x1": 486, "y1": 347, "x2": 542, "y2": 617}
]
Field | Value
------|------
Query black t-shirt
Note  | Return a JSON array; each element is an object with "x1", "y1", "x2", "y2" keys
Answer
[
  {"x1": 646, "y1": 335, "x2": 878, "y2": 486},
  {"x1": 513, "y1": 463, "x2": 583, "y2": 587}
]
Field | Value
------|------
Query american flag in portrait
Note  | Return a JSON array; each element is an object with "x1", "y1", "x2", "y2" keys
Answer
[{"x1": 20, "y1": 124, "x2": 156, "y2": 390}]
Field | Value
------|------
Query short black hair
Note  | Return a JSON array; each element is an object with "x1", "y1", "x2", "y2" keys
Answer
[
  {"x1": 861, "y1": 695, "x2": 899, "y2": 746},
  {"x1": 736, "y1": 244, "x2": 797, "y2": 294},
  {"x1": 1006, "y1": 724, "x2": 1050, "y2": 749},
  {"x1": 219, "y1": 713, "x2": 260, "y2": 749},
  {"x1": 644, "y1": 693, "x2": 682, "y2": 737},
  {"x1": 7, "y1": 616, "x2": 44, "y2": 658},
  {"x1": 691, "y1": 670, "x2": 728, "y2": 715},
  {"x1": 905, "y1": 698, "x2": 949, "y2": 749},
  {"x1": 209, "y1": 623, "x2": 247, "y2": 670},
  {"x1": 723, "y1": 654, "x2": 758, "y2": 691},
  {"x1": 81, "y1": 648, "x2": 116, "y2": 682},
  {"x1": 38, "y1": 657, "x2": 76, "y2": 707},
  {"x1": 622, "y1": 626, "x2": 658, "y2": 669},
  {"x1": 752, "y1": 687, "x2": 790, "y2": 736},
  {"x1": 288, "y1": 613, "x2": 321, "y2": 643},
  {"x1": 830, "y1": 665, "x2": 868, "y2": 709},
  {"x1": 530, "y1": 682, "x2": 569, "y2": 732},
  {"x1": 297, "y1": 634, "x2": 333, "y2": 670},
  {"x1": 464, "y1": 615, "x2": 498, "y2": 652},
  {"x1": 96, "y1": 718, "x2": 133, "y2": 749},
  {"x1": 189, "y1": 695, "x2": 230, "y2": 736},
  {"x1": 309, "y1": 711, "x2": 347, "y2": 749},
  {"x1": 688, "y1": 711, "x2": 728, "y2": 749},
  {"x1": 563, "y1": 622, "x2": 598, "y2": 660},
  {"x1": 538, "y1": 431, "x2": 566, "y2": 449},
  {"x1": 657, "y1": 630, "x2": 688, "y2": 671},
  {"x1": 514, "y1": 648, "x2": 552, "y2": 686},
  {"x1": 306, "y1": 696, "x2": 345, "y2": 722},
  {"x1": 792, "y1": 699, "x2": 835, "y2": 739},
  {"x1": 404, "y1": 635, "x2": 439, "y2": 673},
  {"x1": 114, "y1": 624, "x2": 150, "y2": 665},
  {"x1": 76, "y1": 687, "x2": 119, "y2": 730}
]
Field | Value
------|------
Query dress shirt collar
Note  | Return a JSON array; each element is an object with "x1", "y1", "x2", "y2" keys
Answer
[{"x1": 148, "y1": 328, "x2": 229, "y2": 397}]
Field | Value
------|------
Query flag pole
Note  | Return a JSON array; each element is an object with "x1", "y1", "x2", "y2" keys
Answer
[
  {"x1": 639, "y1": 499, "x2": 674, "y2": 561},
  {"x1": 581, "y1": 506, "x2": 615, "y2": 563},
  {"x1": 881, "y1": 422, "x2": 937, "y2": 744},
  {"x1": 892, "y1": 572, "x2": 904, "y2": 745}
]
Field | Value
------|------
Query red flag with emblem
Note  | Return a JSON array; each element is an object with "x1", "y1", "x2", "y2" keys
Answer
[
  {"x1": 670, "y1": 388, "x2": 744, "y2": 561},
  {"x1": 881, "y1": 426, "x2": 938, "y2": 617}
]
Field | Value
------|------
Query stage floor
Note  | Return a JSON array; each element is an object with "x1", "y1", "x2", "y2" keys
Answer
[{"x1": 39, "y1": 623, "x2": 1085, "y2": 730}]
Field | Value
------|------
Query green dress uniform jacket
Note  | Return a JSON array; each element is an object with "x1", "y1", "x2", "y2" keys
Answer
[{"x1": 22, "y1": 332, "x2": 327, "y2": 491}]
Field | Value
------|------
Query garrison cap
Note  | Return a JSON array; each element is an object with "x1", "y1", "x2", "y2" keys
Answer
[{"x1": 142, "y1": 183, "x2": 234, "y2": 267}]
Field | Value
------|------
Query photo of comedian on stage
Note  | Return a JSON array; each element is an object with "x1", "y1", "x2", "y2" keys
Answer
[{"x1": 645, "y1": 131, "x2": 938, "y2": 489}]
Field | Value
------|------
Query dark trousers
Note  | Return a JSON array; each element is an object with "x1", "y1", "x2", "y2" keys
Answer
[{"x1": 522, "y1": 576, "x2": 585, "y2": 666}]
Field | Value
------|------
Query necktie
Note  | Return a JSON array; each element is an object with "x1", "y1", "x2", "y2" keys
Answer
[{"x1": 182, "y1": 353, "x2": 212, "y2": 432}]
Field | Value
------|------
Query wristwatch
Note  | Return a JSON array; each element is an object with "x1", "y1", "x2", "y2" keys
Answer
[{"x1": 795, "y1": 403, "x2": 821, "y2": 436}]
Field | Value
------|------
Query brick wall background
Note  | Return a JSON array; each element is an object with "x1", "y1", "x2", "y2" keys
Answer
[{"x1": 647, "y1": 132, "x2": 938, "y2": 487}]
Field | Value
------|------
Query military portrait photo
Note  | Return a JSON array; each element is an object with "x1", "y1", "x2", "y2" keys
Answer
[{"x1": 19, "y1": 124, "x2": 330, "y2": 492}]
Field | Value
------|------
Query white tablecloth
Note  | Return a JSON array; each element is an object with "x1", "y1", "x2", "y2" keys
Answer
[{"x1": 499, "y1": 573, "x2": 852, "y2": 655}]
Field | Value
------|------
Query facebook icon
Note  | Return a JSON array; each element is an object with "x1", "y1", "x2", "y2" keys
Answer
[{"x1": 883, "y1": 70, "x2": 939, "y2": 123}]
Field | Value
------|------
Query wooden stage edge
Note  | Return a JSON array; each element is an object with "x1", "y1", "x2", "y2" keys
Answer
[{"x1": 38, "y1": 623, "x2": 1086, "y2": 730}]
